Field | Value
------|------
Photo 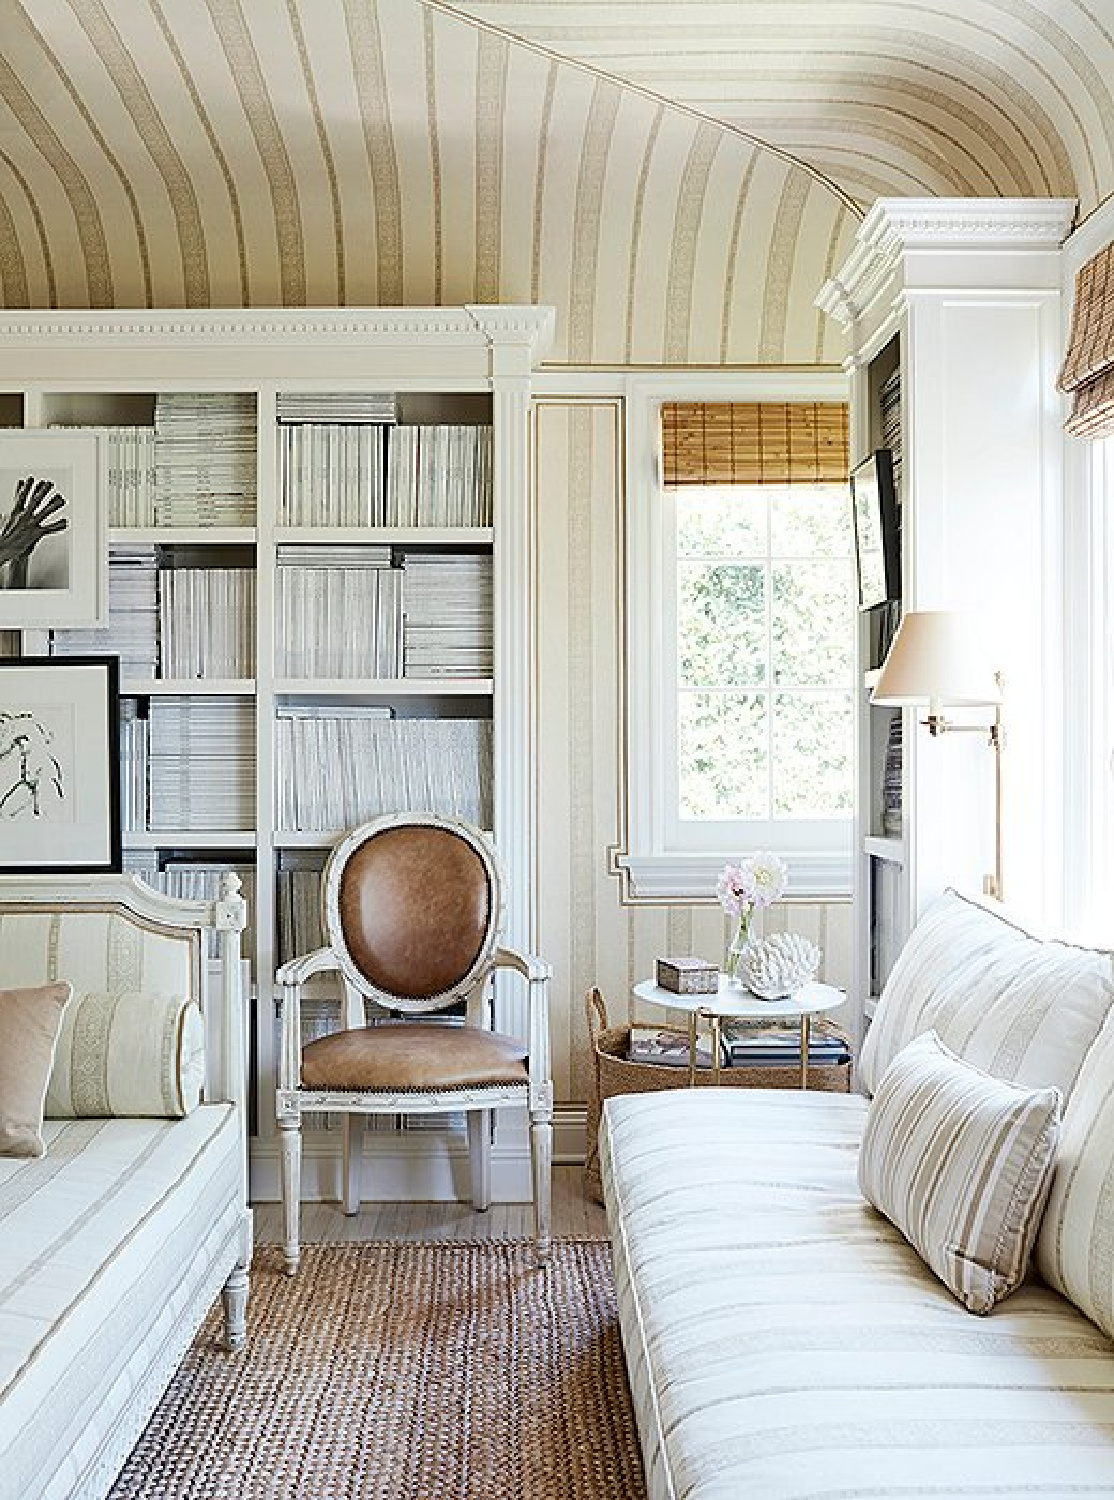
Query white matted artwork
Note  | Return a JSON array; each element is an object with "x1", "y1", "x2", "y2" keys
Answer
[
  {"x1": 0, "y1": 657, "x2": 120, "y2": 872},
  {"x1": 0, "y1": 429, "x2": 107, "y2": 628}
]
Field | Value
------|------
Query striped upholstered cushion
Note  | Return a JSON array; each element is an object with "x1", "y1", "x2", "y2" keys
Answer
[
  {"x1": 44, "y1": 991, "x2": 205, "y2": 1119},
  {"x1": 1037, "y1": 1010, "x2": 1114, "y2": 1338},
  {"x1": 859, "y1": 1031, "x2": 1061, "y2": 1313},
  {"x1": 859, "y1": 890, "x2": 1114, "y2": 1099}
]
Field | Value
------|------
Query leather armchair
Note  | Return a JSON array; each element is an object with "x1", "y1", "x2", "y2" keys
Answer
[{"x1": 275, "y1": 813, "x2": 552, "y2": 1272}]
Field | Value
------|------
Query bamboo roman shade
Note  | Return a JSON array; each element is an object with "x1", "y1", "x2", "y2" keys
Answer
[
  {"x1": 661, "y1": 402, "x2": 849, "y2": 486},
  {"x1": 1059, "y1": 242, "x2": 1114, "y2": 439}
]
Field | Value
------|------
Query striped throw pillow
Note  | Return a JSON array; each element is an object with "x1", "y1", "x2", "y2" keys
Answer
[
  {"x1": 860, "y1": 889, "x2": 1114, "y2": 1100},
  {"x1": 859, "y1": 1031, "x2": 1061, "y2": 1313},
  {"x1": 1036, "y1": 1010, "x2": 1114, "y2": 1338}
]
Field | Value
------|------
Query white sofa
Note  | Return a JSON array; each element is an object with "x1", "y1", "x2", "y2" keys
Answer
[
  {"x1": 602, "y1": 891, "x2": 1114, "y2": 1499},
  {"x1": 0, "y1": 874, "x2": 252, "y2": 1500}
]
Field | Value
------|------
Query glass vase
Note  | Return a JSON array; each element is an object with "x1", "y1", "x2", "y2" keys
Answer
[{"x1": 723, "y1": 909, "x2": 753, "y2": 985}]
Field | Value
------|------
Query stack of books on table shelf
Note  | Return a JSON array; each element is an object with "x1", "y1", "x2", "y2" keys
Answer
[
  {"x1": 720, "y1": 1020, "x2": 851, "y2": 1069},
  {"x1": 401, "y1": 552, "x2": 493, "y2": 677},
  {"x1": 274, "y1": 707, "x2": 492, "y2": 831},
  {"x1": 385, "y1": 425, "x2": 492, "y2": 526},
  {"x1": 627, "y1": 1021, "x2": 851, "y2": 1071},
  {"x1": 153, "y1": 393, "x2": 256, "y2": 526},
  {"x1": 51, "y1": 545, "x2": 158, "y2": 678},
  {"x1": 275, "y1": 546, "x2": 402, "y2": 677},
  {"x1": 147, "y1": 697, "x2": 255, "y2": 831},
  {"x1": 159, "y1": 567, "x2": 256, "y2": 679}
]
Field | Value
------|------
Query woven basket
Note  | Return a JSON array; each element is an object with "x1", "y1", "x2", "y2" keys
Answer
[{"x1": 583, "y1": 986, "x2": 852, "y2": 1203}]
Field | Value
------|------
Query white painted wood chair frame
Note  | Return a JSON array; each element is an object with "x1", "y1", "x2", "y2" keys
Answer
[{"x1": 276, "y1": 813, "x2": 553, "y2": 1272}]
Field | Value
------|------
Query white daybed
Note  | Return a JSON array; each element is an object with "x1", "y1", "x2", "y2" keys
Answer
[{"x1": 0, "y1": 874, "x2": 251, "y2": 1500}]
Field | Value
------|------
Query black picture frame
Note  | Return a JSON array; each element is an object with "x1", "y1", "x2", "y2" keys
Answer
[
  {"x1": 850, "y1": 449, "x2": 900, "y2": 609},
  {"x1": 0, "y1": 655, "x2": 121, "y2": 873}
]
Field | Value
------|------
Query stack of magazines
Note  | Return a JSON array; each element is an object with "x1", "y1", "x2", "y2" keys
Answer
[{"x1": 628, "y1": 1021, "x2": 850, "y2": 1070}]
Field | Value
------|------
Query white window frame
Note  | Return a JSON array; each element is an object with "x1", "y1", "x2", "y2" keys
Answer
[{"x1": 617, "y1": 371, "x2": 853, "y2": 902}]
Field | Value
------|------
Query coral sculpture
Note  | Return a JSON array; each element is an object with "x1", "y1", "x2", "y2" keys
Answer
[{"x1": 742, "y1": 932, "x2": 821, "y2": 999}]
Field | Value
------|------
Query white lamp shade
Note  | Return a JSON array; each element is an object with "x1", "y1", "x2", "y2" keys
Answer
[{"x1": 871, "y1": 610, "x2": 1002, "y2": 709}]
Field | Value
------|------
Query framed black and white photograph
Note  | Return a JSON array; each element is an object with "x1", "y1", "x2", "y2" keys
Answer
[
  {"x1": 0, "y1": 657, "x2": 120, "y2": 873},
  {"x1": 850, "y1": 448, "x2": 900, "y2": 609},
  {"x1": 0, "y1": 430, "x2": 107, "y2": 629}
]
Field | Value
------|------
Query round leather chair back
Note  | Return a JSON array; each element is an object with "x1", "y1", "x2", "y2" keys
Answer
[{"x1": 323, "y1": 816, "x2": 503, "y2": 1011}]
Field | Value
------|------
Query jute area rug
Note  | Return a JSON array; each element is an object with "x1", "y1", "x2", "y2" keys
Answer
[{"x1": 109, "y1": 1239, "x2": 647, "y2": 1500}]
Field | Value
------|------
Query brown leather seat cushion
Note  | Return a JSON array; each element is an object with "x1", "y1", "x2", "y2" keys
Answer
[
  {"x1": 301, "y1": 1024, "x2": 528, "y2": 1092},
  {"x1": 338, "y1": 825, "x2": 492, "y2": 999}
]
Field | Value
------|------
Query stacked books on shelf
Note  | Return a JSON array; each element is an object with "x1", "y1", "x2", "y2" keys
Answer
[
  {"x1": 276, "y1": 854, "x2": 326, "y2": 965},
  {"x1": 275, "y1": 546, "x2": 402, "y2": 677},
  {"x1": 160, "y1": 567, "x2": 256, "y2": 679},
  {"x1": 51, "y1": 545, "x2": 158, "y2": 678},
  {"x1": 153, "y1": 393, "x2": 256, "y2": 525},
  {"x1": 402, "y1": 552, "x2": 493, "y2": 677},
  {"x1": 882, "y1": 713, "x2": 903, "y2": 836},
  {"x1": 50, "y1": 425, "x2": 158, "y2": 526},
  {"x1": 119, "y1": 699, "x2": 148, "y2": 833},
  {"x1": 274, "y1": 706, "x2": 492, "y2": 831},
  {"x1": 276, "y1": 393, "x2": 397, "y2": 424},
  {"x1": 147, "y1": 697, "x2": 255, "y2": 831},
  {"x1": 880, "y1": 369, "x2": 902, "y2": 495},
  {"x1": 123, "y1": 852, "x2": 257, "y2": 963},
  {"x1": 386, "y1": 426, "x2": 492, "y2": 526},
  {"x1": 277, "y1": 424, "x2": 389, "y2": 526}
]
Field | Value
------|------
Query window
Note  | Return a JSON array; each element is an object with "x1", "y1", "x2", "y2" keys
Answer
[{"x1": 618, "y1": 379, "x2": 854, "y2": 901}]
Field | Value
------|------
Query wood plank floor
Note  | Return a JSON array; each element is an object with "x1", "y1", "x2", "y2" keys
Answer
[{"x1": 252, "y1": 1165, "x2": 608, "y2": 1244}]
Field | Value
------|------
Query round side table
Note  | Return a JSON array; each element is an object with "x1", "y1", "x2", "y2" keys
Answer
[{"x1": 631, "y1": 977, "x2": 846, "y2": 1089}]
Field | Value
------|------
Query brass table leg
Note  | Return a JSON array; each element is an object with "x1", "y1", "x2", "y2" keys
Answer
[
  {"x1": 800, "y1": 1013, "x2": 811, "y2": 1089},
  {"x1": 711, "y1": 1015, "x2": 722, "y2": 1086},
  {"x1": 687, "y1": 1010, "x2": 698, "y2": 1087}
]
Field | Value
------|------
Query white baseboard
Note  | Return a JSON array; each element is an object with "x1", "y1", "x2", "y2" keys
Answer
[{"x1": 249, "y1": 1105, "x2": 589, "y2": 1203}]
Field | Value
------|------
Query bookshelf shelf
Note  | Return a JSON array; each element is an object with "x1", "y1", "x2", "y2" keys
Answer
[
  {"x1": 124, "y1": 830, "x2": 258, "y2": 850},
  {"x1": 110, "y1": 527, "x2": 258, "y2": 545},
  {"x1": 863, "y1": 836, "x2": 904, "y2": 865},
  {"x1": 123, "y1": 678, "x2": 257, "y2": 696},
  {"x1": 273, "y1": 677, "x2": 494, "y2": 697},
  {"x1": 274, "y1": 527, "x2": 493, "y2": 546}
]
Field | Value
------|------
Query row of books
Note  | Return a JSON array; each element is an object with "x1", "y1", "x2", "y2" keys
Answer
[
  {"x1": 274, "y1": 707, "x2": 492, "y2": 831},
  {"x1": 53, "y1": 553, "x2": 256, "y2": 681},
  {"x1": 160, "y1": 567, "x2": 256, "y2": 679},
  {"x1": 277, "y1": 423, "x2": 493, "y2": 528},
  {"x1": 402, "y1": 553, "x2": 493, "y2": 677},
  {"x1": 276, "y1": 859, "x2": 326, "y2": 965},
  {"x1": 629, "y1": 1022, "x2": 851, "y2": 1070},
  {"x1": 274, "y1": 547, "x2": 403, "y2": 678}
]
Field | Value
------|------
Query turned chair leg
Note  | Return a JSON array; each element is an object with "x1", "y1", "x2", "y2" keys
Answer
[
  {"x1": 530, "y1": 1109, "x2": 553, "y2": 1266},
  {"x1": 222, "y1": 1209, "x2": 253, "y2": 1350},
  {"x1": 343, "y1": 1114, "x2": 363, "y2": 1216},
  {"x1": 468, "y1": 1108, "x2": 492, "y2": 1212},
  {"x1": 278, "y1": 1113, "x2": 302, "y2": 1275}
]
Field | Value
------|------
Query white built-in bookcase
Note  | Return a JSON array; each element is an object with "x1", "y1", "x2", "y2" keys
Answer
[{"x1": 0, "y1": 307, "x2": 554, "y2": 1201}]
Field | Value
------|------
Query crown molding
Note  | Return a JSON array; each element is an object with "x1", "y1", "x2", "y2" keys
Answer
[
  {"x1": 0, "y1": 305, "x2": 556, "y2": 351},
  {"x1": 818, "y1": 198, "x2": 1078, "y2": 333}
]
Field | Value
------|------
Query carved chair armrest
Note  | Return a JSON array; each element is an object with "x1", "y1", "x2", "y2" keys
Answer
[
  {"x1": 276, "y1": 948, "x2": 341, "y2": 1093},
  {"x1": 494, "y1": 946, "x2": 552, "y2": 1116}
]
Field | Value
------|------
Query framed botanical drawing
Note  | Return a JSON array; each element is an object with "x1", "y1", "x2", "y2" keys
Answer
[
  {"x1": 0, "y1": 657, "x2": 120, "y2": 873},
  {"x1": 0, "y1": 430, "x2": 107, "y2": 629}
]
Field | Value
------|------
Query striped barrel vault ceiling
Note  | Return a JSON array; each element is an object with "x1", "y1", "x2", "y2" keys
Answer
[
  {"x1": 0, "y1": 2, "x2": 1107, "y2": 363},
  {"x1": 438, "y1": 1, "x2": 1114, "y2": 212}
]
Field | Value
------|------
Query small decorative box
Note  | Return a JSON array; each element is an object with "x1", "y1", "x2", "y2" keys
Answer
[{"x1": 655, "y1": 956, "x2": 720, "y2": 995}]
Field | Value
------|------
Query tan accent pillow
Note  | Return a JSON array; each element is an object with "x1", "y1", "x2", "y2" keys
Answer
[
  {"x1": 45, "y1": 991, "x2": 205, "y2": 1119},
  {"x1": 0, "y1": 982, "x2": 73, "y2": 1157},
  {"x1": 859, "y1": 1031, "x2": 1061, "y2": 1313}
]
